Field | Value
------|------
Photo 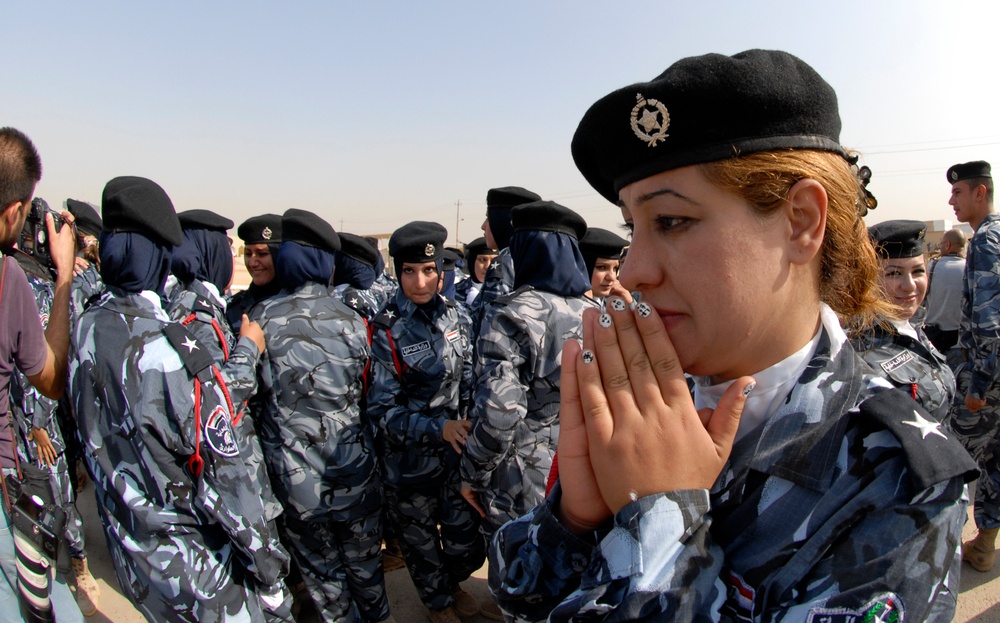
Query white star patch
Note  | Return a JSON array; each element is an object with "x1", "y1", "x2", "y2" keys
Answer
[
  {"x1": 182, "y1": 336, "x2": 199, "y2": 353},
  {"x1": 349, "y1": 297, "x2": 359, "y2": 306},
  {"x1": 902, "y1": 410, "x2": 947, "y2": 440},
  {"x1": 386, "y1": 310, "x2": 395, "y2": 319}
]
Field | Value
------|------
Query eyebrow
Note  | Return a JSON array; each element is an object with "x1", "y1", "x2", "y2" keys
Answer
[{"x1": 618, "y1": 186, "x2": 697, "y2": 208}]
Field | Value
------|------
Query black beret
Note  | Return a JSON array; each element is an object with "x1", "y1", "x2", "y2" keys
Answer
[
  {"x1": 868, "y1": 220, "x2": 926, "y2": 259},
  {"x1": 338, "y1": 232, "x2": 379, "y2": 267},
  {"x1": 178, "y1": 209, "x2": 233, "y2": 232},
  {"x1": 442, "y1": 248, "x2": 461, "y2": 271},
  {"x1": 464, "y1": 237, "x2": 493, "y2": 257},
  {"x1": 511, "y1": 201, "x2": 587, "y2": 240},
  {"x1": 580, "y1": 228, "x2": 629, "y2": 260},
  {"x1": 572, "y1": 49, "x2": 847, "y2": 204},
  {"x1": 65, "y1": 199, "x2": 102, "y2": 237},
  {"x1": 282, "y1": 208, "x2": 340, "y2": 252},
  {"x1": 237, "y1": 214, "x2": 282, "y2": 245},
  {"x1": 389, "y1": 221, "x2": 448, "y2": 264},
  {"x1": 101, "y1": 176, "x2": 182, "y2": 247},
  {"x1": 486, "y1": 187, "x2": 541, "y2": 212},
  {"x1": 947, "y1": 161, "x2": 992, "y2": 184}
]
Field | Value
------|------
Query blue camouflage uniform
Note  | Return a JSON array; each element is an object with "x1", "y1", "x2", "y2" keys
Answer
[
  {"x1": 490, "y1": 314, "x2": 977, "y2": 623},
  {"x1": 949, "y1": 211, "x2": 1000, "y2": 530},
  {"x1": 470, "y1": 249, "x2": 514, "y2": 344},
  {"x1": 168, "y1": 280, "x2": 236, "y2": 362},
  {"x1": 462, "y1": 286, "x2": 598, "y2": 537},
  {"x1": 336, "y1": 283, "x2": 385, "y2": 322},
  {"x1": 252, "y1": 281, "x2": 388, "y2": 623},
  {"x1": 851, "y1": 317, "x2": 955, "y2": 422},
  {"x1": 70, "y1": 287, "x2": 289, "y2": 623},
  {"x1": 367, "y1": 290, "x2": 486, "y2": 612}
]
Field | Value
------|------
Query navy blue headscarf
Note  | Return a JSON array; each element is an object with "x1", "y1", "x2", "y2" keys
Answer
[
  {"x1": 332, "y1": 251, "x2": 376, "y2": 289},
  {"x1": 510, "y1": 230, "x2": 590, "y2": 297},
  {"x1": 276, "y1": 241, "x2": 335, "y2": 291},
  {"x1": 440, "y1": 269, "x2": 457, "y2": 300},
  {"x1": 99, "y1": 231, "x2": 173, "y2": 295},
  {"x1": 170, "y1": 228, "x2": 233, "y2": 292}
]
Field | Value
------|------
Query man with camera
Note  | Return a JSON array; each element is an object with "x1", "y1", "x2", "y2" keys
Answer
[{"x1": 0, "y1": 127, "x2": 80, "y2": 621}]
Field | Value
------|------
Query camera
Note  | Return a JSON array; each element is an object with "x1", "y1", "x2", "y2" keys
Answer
[{"x1": 16, "y1": 197, "x2": 67, "y2": 270}]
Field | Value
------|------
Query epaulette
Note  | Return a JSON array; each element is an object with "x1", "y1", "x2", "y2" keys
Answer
[
  {"x1": 373, "y1": 304, "x2": 400, "y2": 330},
  {"x1": 190, "y1": 296, "x2": 214, "y2": 317},
  {"x1": 858, "y1": 389, "x2": 978, "y2": 490},
  {"x1": 162, "y1": 322, "x2": 215, "y2": 383}
]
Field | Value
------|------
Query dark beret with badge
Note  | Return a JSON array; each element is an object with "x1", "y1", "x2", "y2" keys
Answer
[
  {"x1": 178, "y1": 209, "x2": 233, "y2": 232},
  {"x1": 389, "y1": 221, "x2": 448, "y2": 264},
  {"x1": 442, "y1": 248, "x2": 461, "y2": 271},
  {"x1": 868, "y1": 219, "x2": 926, "y2": 259},
  {"x1": 66, "y1": 199, "x2": 103, "y2": 238},
  {"x1": 579, "y1": 227, "x2": 629, "y2": 275},
  {"x1": 238, "y1": 214, "x2": 282, "y2": 244},
  {"x1": 338, "y1": 232, "x2": 379, "y2": 267},
  {"x1": 572, "y1": 49, "x2": 847, "y2": 204},
  {"x1": 101, "y1": 176, "x2": 182, "y2": 247},
  {"x1": 947, "y1": 161, "x2": 992, "y2": 184},
  {"x1": 282, "y1": 208, "x2": 340, "y2": 252},
  {"x1": 511, "y1": 200, "x2": 587, "y2": 240},
  {"x1": 464, "y1": 237, "x2": 492, "y2": 257}
]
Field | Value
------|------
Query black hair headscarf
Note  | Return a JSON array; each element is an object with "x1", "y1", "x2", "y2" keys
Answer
[
  {"x1": 170, "y1": 228, "x2": 233, "y2": 292},
  {"x1": 509, "y1": 230, "x2": 590, "y2": 297},
  {"x1": 332, "y1": 251, "x2": 377, "y2": 289},
  {"x1": 276, "y1": 241, "x2": 335, "y2": 291},
  {"x1": 99, "y1": 231, "x2": 173, "y2": 296}
]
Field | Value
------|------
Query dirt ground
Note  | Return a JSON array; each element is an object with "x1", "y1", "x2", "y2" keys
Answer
[{"x1": 73, "y1": 484, "x2": 999, "y2": 623}]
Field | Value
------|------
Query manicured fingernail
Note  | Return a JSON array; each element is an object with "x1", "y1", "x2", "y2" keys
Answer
[
  {"x1": 631, "y1": 291, "x2": 642, "y2": 303},
  {"x1": 628, "y1": 490, "x2": 638, "y2": 502},
  {"x1": 598, "y1": 313, "x2": 612, "y2": 328},
  {"x1": 582, "y1": 350, "x2": 595, "y2": 364},
  {"x1": 636, "y1": 302, "x2": 652, "y2": 318},
  {"x1": 741, "y1": 382, "x2": 756, "y2": 398},
  {"x1": 609, "y1": 297, "x2": 626, "y2": 312}
]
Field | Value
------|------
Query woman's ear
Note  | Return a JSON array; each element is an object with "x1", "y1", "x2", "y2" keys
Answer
[{"x1": 784, "y1": 179, "x2": 827, "y2": 266}]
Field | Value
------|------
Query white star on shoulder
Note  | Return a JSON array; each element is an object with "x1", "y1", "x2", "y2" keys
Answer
[
  {"x1": 902, "y1": 410, "x2": 947, "y2": 440},
  {"x1": 182, "y1": 336, "x2": 199, "y2": 353},
  {"x1": 349, "y1": 297, "x2": 359, "y2": 306},
  {"x1": 386, "y1": 310, "x2": 395, "y2": 319}
]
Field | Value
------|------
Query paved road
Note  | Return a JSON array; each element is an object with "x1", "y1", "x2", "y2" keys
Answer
[{"x1": 74, "y1": 483, "x2": 999, "y2": 622}]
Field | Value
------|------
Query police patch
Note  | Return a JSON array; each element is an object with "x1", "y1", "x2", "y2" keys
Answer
[
  {"x1": 806, "y1": 593, "x2": 902, "y2": 623},
  {"x1": 204, "y1": 406, "x2": 239, "y2": 457},
  {"x1": 401, "y1": 341, "x2": 431, "y2": 358},
  {"x1": 446, "y1": 329, "x2": 460, "y2": 343},
  {"x1": 879, "y1": 350, "x2": 914, "y2": 374}
]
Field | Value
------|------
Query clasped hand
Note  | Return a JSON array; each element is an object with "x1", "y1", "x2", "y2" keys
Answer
[{"x1": 556, "y1": 296, "x2": 754, "y2": 534}]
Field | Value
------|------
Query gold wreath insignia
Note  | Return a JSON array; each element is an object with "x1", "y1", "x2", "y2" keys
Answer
[{"x1": 630, "y1": 93, "x2": 670, "y2": 147}]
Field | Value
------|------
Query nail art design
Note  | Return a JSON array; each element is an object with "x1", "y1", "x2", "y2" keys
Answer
[
  {"x1": 742, "y1": 381, "x2": 756, "y2": 398},
  {"x1": 636, "y1": 302, "x2": 652, "y2": 318},
  {"x1": 598, "y1": 313, "x2": 613, "y2": 328},
  {"x1": 610, "y1": 297, "x2": 626, "y2": 312},
  {"x1": 582, "y1": 350, "x2": 595, "y2": 364}
]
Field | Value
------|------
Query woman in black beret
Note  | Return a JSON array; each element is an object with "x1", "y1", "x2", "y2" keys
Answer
[
  {"x1": 227, "y1": 214, "x2": 283, "y2": 333},
  {"x1": 454, "y1": 237, "x2": 496, "y2": 310},
  {"x1": 850, "y1": 220, "x2": 955, "y2": 423},
  {"x1": 578, "y1": 227, "x2": 629, "y2": 302},
  {"x1": 489, "y1": 50, "x2": 975, "y2": 623}
]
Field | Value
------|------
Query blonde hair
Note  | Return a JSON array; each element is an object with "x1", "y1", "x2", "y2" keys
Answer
[{"x1": 700, "y1": 150, "x2": 893, "y2": 328}]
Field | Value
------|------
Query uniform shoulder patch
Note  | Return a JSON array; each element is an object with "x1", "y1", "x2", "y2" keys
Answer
[
  {"x1": 858, "y1": 389, "x2": 978, "y2": 489},
  {"x1": 806, "y1": 593, "x2": 902, "y2": 623},
  {"x1": 204, "y1": 406, "x2": 239, "y2": 457},
  {"x1": 401, "y1": 340, "x2": 431, "y2": 358},
  {"x1": 373, "y1": 304, "x2": 400, "y2": 330}
]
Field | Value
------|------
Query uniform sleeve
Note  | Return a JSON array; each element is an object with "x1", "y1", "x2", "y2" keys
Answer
[
  {"x1": 966, "y1": 226, "x2": 1000, "y2": 398},
  {"x1": 217, "y1": 336, "x2": 261, "y2": 412},
  {"x1": 366, "y1": 327, "x2": 446, "y2": 447},
  {"x1": 462, "y1": 310, "x2": 530, "y2": 489}
]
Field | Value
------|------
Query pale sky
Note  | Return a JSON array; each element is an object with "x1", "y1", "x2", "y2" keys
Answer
[{"x1": 8, "y1": 1, "x2": 1000, "y2": 245}]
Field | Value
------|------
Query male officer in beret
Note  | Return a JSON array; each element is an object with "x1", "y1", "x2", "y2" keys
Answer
[
  {"x1": 251, "y1": 209, "x2": 389, "y2": 623},
  {"x1": 925, "y1": 227, "x2": 967, "y2": 369},
  {"x1": 70, "y1": 176, "x2": 290, "y2": 621},
  {"x1": 945, "y1": 160, "x2": 1000, "y2": 571}
]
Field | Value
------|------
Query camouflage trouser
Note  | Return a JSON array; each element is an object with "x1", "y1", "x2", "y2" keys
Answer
[
  {"x1": 281, "y1": 511, "x2": 388, "y2": 623},
  {"x1": 48, "y1": 453, "x2": 85, "y2": 558},
  {"x1": 949, "y1": 363, "x2": 1000, "y2": 530},
  {"x1": 385, "y1": 476, "x2": 486, "y2": 610}
]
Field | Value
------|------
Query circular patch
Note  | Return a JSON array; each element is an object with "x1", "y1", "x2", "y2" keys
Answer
[{"x1": 204, "y1": 406, "x2": 239, "y2": 457}]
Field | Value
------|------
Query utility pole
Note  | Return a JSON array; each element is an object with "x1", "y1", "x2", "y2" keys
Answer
[{"x1": 454, "y1": 200, "x2": 461, "y2": 246}]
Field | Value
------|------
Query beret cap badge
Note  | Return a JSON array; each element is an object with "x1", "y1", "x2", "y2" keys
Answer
[
  {"x1": 424, "y1": 243, "x2": 435, "y2": 257},
  {"x1": 630, "y1": 93, "x2": 670, "y2": 147},
  {"x1": 262, "y1": 226, "x2": 273, "y2": 240},
  {"x1": 950, "y1": 171, "x2": 958, "y2": 182}
]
